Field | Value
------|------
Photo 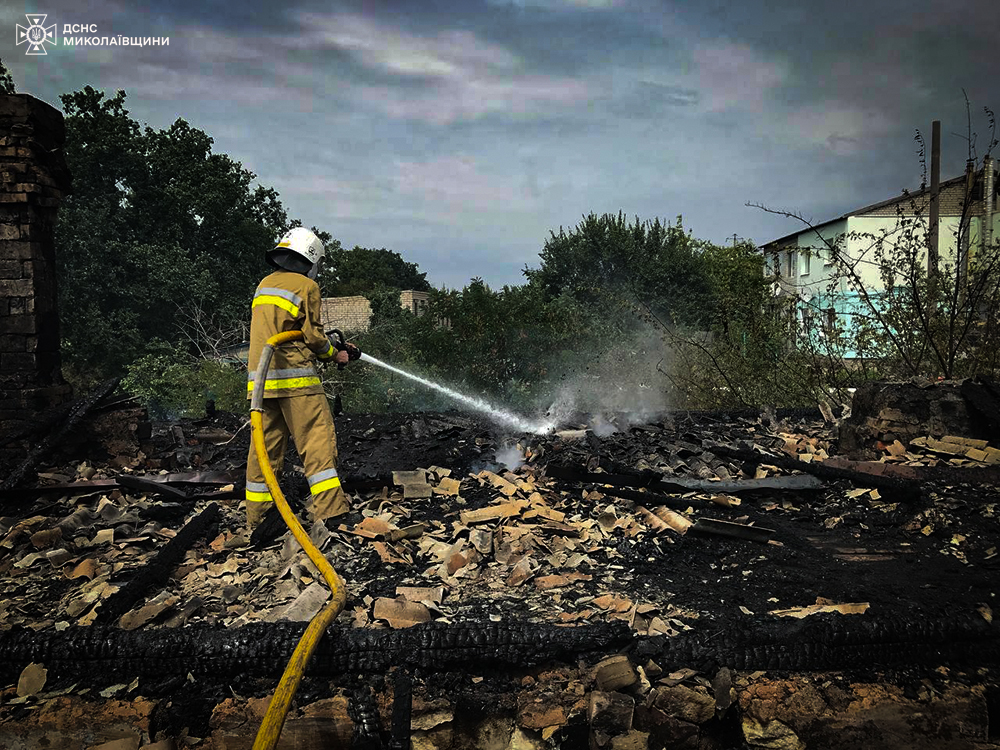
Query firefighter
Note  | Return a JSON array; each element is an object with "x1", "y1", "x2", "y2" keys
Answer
[{"x1": 244, "y1": 227, "x2": 356, "y2": 531}]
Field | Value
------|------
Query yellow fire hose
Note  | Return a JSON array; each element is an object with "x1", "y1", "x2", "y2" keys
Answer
[{"x1": 249, "y1": 330, "x2": 348, "y2": 750}]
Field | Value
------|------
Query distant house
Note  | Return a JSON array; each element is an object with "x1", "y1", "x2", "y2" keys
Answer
[
  {"x1": 761, "y1": 158, "x2": 999, "y2": 351},
  {"x1": 320, "y1": 290, "x2": 430, "y2": 334},
  {"x1": 221, "y1": 290, "x2": 431, "y2": 365}
]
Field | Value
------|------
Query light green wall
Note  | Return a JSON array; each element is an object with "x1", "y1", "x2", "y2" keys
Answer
[
  {"x1": 793, "y1": 219, "x2": 846, "y2": 298},
  {"x1": 769, "y1": 196, "x2": 998, "y2": 358},
  {"x1": 967, "y1": 211, "x2": 1000, "y2": 256},
  {"x1": 787, "y1": 215, "x2": 978, "y2": 295}
]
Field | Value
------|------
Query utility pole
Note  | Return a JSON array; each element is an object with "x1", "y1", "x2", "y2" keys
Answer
[{"x1": 928, "y1": 120, "x2": 941, "y2": 277}]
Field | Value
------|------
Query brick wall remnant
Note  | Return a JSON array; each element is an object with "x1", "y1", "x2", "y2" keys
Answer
[
  {"x1": 0, "y1": 94, "x2": 73, "y2": 459},
  {"x1": 321, "y1": 295, "x2": 373, "y2": 333},
  {"x1": 320, "y1": 290, "x2": 430, "y2": 334},
  {"x1": 838, "y1": 378, "x2": 1000, "y2": 458},
  {"x1": 399, "y1": 290, "x2": 429, "y2": 316}
]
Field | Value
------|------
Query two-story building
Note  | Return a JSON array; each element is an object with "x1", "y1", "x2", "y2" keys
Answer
[{"x1": 761, "y1": 157, "x2": 999, "y2": 349}]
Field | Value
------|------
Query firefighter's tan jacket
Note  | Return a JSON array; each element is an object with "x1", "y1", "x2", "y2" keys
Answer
[{"x1": 246, "y1": 270, "x2": 336, "y2": 398}]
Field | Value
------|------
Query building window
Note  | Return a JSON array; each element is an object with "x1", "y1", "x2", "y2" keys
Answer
[
  {"x1": 801, "y1": 251, "x2": 811, "y2": 276},
  {"x1": 800, "y1": 305, "x2": 814, "y2": 335},
  {"x1": 786, "y1": 251, "x2": 797, "y2": 277}
]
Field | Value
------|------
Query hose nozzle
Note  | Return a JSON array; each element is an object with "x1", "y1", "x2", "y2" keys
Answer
[{"x1": 327, "y1": 329, "x2": 361, "y2": 370}]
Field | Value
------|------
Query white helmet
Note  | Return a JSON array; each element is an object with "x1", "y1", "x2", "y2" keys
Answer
[{"x1": 268, "y1": 227, "x2": 325, "y2": 278}]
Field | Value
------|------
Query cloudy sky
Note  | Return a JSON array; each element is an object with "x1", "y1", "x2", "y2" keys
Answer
[{"x1": 4, "y1": 0, "x2": 998, "y2": 289}]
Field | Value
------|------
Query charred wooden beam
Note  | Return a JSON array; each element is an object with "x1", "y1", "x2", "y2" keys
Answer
[
  {"x1": 706, "y1": 445, "x2": 921, "y2": 500},
  {"x1": 547, "y1": 464, "x2": 824, "y2": 494},
  {"x1": 634, "y1": 611, "x2": 998, "y2": 673},
  {"x1": 689, "y1": 518, "x2": 774, "y2": 543},
  {"x1": 0, "y1": 621, "x2": 633, "y2": 682},
  {"x1": 389, "y1": 673, "x2": 413, "y2": 750},
  {"x1": 0, "y1": 614, "x2": 993, "y2": 686},
  {"x1": 350, "y1": 684, "x2": 386, "y2": 749},
  {"x1": 115, "y1": 475, "x2": 196, "y2": 501},
  {"x1": 0, "y1": 471, "x2": 238, "y2": 505},
  {"x1": 821, "y1": 457, "x2": 1000, "y2": 487},
  {"x1": 96, "y1": 503, "x2": 222, "y2": 626},
  {"x1": 1, "y1": 377, "x2": 120, "y2": 491},
  {"x1": 598, "y1": 486, "x2": 694, "y2": 511}
]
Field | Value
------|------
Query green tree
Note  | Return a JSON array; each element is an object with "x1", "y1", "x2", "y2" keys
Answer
[
  {"x1": 651, "y1": 241, "x2": 799, "y2": 408},
  {"x1": 0, "y1": 58, "x2": 16, "y2": 94},
  {"x1": 319, "y1": 245, "x2": 430, "y2": 297},
  {"x1": 332, "y1": 275, "x2": 597, "y2": 414},
  {"x1": 334, "y1": 214, "x2": 792, "y2": 415},
  {"x1": 55, "y1": 86, "x2": 291, "y2": 381},
  {"x1": 525, "y1": 212, "x2": 715, "y2": 329},
  {"x1": 527, "y1": 213, "x2": 797, "y2": 408}
]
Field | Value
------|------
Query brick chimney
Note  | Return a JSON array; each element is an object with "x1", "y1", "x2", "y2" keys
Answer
[{"x1": 0, "y1": 94, "x2": 73, "y2": 459}]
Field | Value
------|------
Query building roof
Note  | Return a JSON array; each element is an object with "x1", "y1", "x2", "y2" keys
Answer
[{"x1": 761, "y1": 174, "x2": 970, "y2": 249}]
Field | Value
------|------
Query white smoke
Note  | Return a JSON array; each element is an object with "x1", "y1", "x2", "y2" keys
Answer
[
  {"x1": 494, "y1": 442, "x2": 525, "y2": 470},
  {"x1": 537, "y1": 324, "x2": 671, "y2": 433}
]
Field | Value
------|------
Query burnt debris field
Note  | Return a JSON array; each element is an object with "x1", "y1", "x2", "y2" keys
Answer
[{"x1": 1, "y1": 390, "x2": 1000, "y2": 749}]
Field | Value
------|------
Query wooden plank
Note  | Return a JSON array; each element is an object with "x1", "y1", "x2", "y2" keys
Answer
[{"x1": 460, "y1": 500, "x2": 527, "y2": 525}]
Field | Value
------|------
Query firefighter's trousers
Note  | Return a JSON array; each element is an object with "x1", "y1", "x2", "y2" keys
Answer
[{"x1": 245, "y1": 394, "x2": 349, "y2": 528}]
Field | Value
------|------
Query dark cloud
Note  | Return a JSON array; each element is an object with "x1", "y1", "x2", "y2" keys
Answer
[{"x1": 2, "y1": 0, "x2": 998, "y2": 289}]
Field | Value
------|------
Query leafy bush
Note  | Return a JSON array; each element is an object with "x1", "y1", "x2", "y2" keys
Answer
[{"x1": 122, "y1": 346, "x2": 246, "y2": 419}]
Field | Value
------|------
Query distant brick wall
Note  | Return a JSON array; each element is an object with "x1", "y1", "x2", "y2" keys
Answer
[
  {"x1": 0, "y1": 95, "x2": 73, "y2": 458},
  {"x1": 321, "y1": 295, "x2": 372, "y2": 333},
  {"x1": 399, "y1": 290, "x2": 429, "y2": 316},
  {"x1": 319, "y1": 290, "x2": 431, "y2": 334}
]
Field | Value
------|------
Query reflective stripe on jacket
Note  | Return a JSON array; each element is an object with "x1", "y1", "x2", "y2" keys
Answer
[
  {"x1": 247, "y1": 270, "x2": 336, "y2": 399},
  {"x1": 246, "y1": 367, "x2": 323, "y2": 395}
]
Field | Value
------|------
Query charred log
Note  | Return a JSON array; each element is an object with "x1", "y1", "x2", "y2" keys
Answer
[
  {"x1": 547, "y1": 464, "x2": 824, "y2": 494},
  {"x1": 598, "y1": 486, "x2": 695, "y2": 511},
  {"x1": 96, "y1": 502, "x2": 222, "y2": 626},
  {"x1": 634, "y1": 612, "x2": 998, "y2": 673},
  {"x1": 706, "y1": 445, "x2": 921, "y2": 500},
  {"x1": 116, "y1": 475, "x2": 195, "y2": 501},
  {"x1": 0, "y1": 471, "x2": 238, "y2": 506},
  {"x1": 389, "y1": 673, "x2": 413, "y2": 750},
  {"x1": 349, "y1": 683, "x2": 386, "y2": 749},
  {"x1": 0, "y1": 621, "x2": 633, "y2": 682},
  {"x1": 0, "y1": 614, "x2": 994, "y2": 687}
]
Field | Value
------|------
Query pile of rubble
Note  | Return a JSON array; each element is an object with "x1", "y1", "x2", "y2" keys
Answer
[{"x1": 0, "y1": 389, "x2": 999, "y2": 749}]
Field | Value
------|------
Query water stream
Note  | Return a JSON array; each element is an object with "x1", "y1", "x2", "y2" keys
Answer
[{"x1": 359, "y1": 352, "x2": 555, "y2": 435}]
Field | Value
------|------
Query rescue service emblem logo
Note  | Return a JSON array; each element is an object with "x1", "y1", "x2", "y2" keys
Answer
[{"x1": 16, "y1": 14, "x2": 57, "y2": 55}]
